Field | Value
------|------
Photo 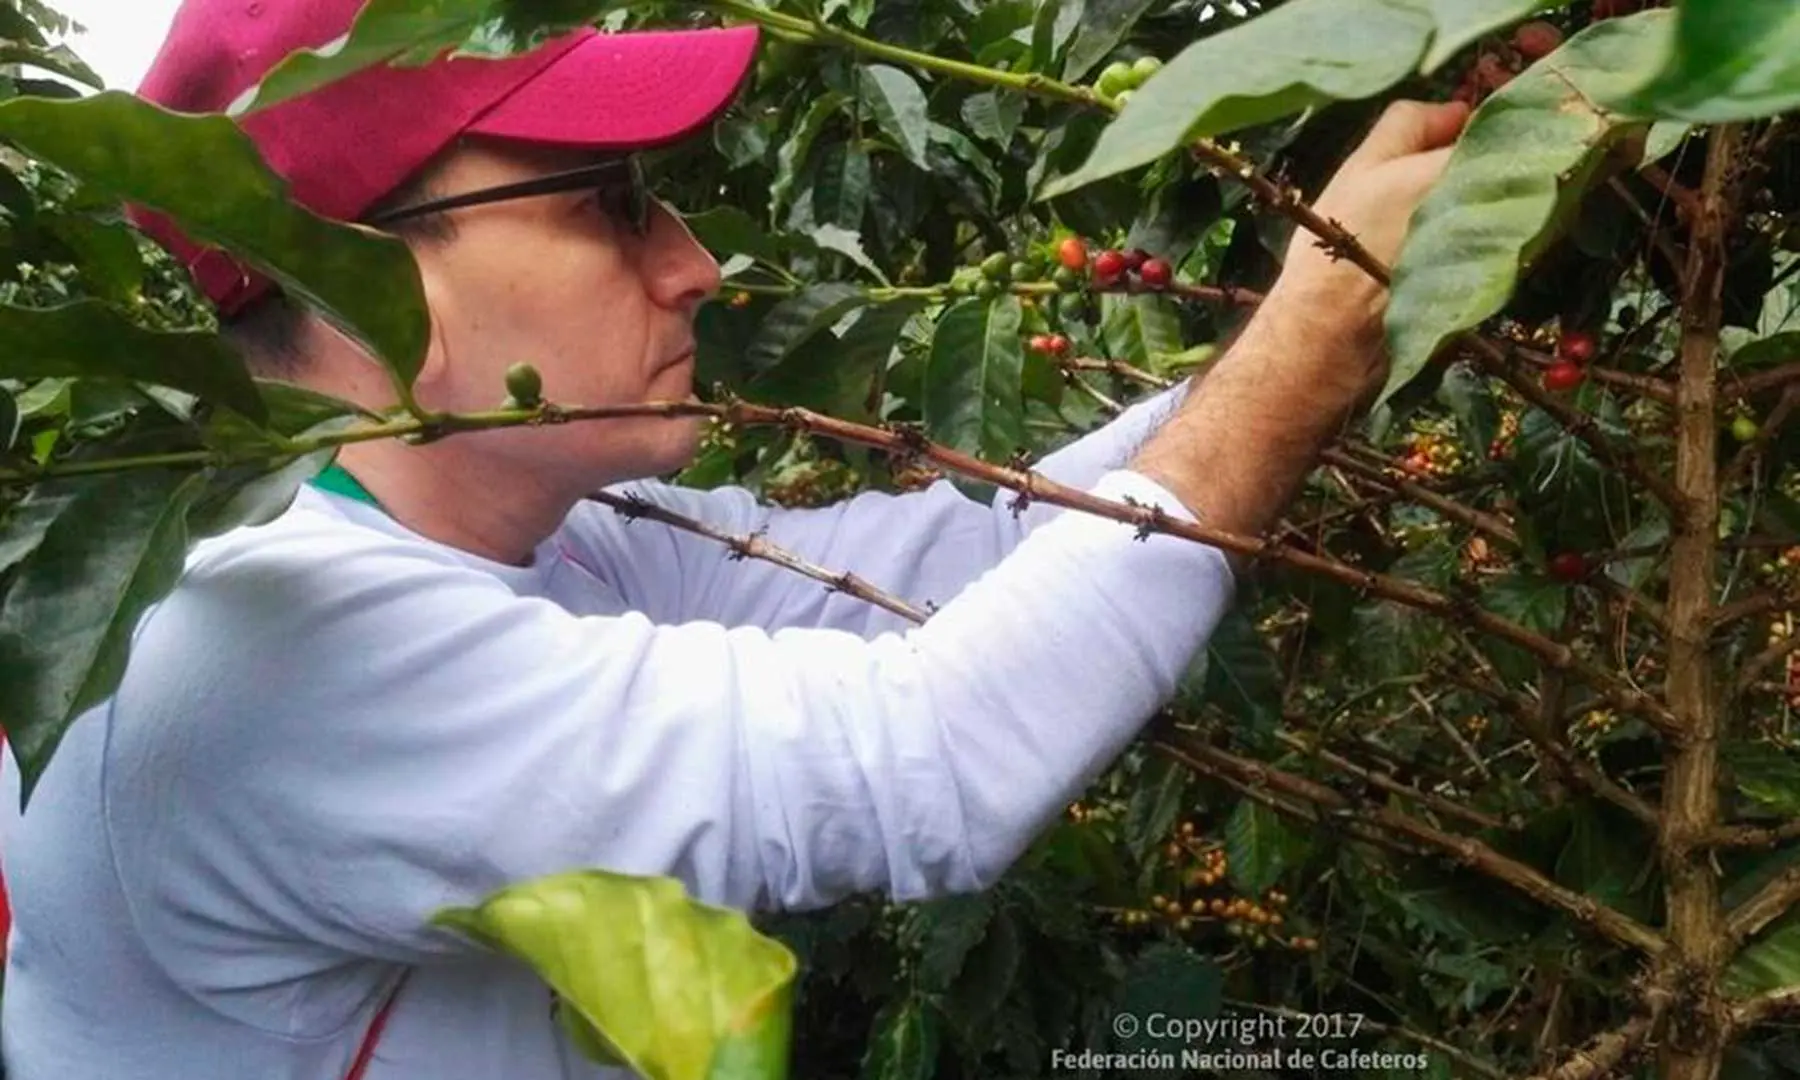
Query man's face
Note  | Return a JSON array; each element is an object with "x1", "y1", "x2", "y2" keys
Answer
[{"x1": 403, "y1": 136, "x2": 721, "y2": 494}]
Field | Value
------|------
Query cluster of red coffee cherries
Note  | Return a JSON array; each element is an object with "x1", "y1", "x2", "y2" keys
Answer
[
  {"x1": 1055, "y1": 236, "x2": 1175, "y2": 291},
  {"x1": 1543, "y1": 329, "x2": 1597, "y2": 392},
  {"x1": 1027, "y1": 332, "x2": 1072, "y2": 357}
]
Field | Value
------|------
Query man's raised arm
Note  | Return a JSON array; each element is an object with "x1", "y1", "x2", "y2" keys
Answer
[{"x1": 1133, "y1": 101, "x2": 1469, "y2": 565}]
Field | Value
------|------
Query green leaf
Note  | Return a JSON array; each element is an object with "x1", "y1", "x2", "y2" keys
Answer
[
  {"x1": 861, "y1": 998, "x2": 941, "y2": 1080},
  {"x1": 187, "y1": 451, "x2": 335, "y2": 542},
  {"x1": 959, "y1": 91, "x2": 1026, "y2": 148},
  {"x1": 44, "y1": 213, "x2": 146, "y2": 303},
  {"x1": 1481, "y1": 571, "x2": 1568, "y2": 634},
  {"x1": 0, "y1": 383, "x2": 15, "y2": 453},
  {"x1": 1059, "y1": 0, "x2": 1158, "y2": 83},
  {"x1": 1194, "y1": 606, "x2": 1283, "y2": 740},
  {"x1": 1114, "y1": 943, "x2": 1222, "y2": 1055},
  {"x1": 746, "y1": 284, "x2": 870, "y2": 374},
  {"x1": 1224, "y1": 800, "x2": 1293, "y2": 895},
  {"x1": 909, "y1": 893, "x2": 994, "y2": 991},
  {"x1": 1419, "y1": 1, "x2": 1568, "y2": 74},
  {"x1": 0, "y1": 94, "x2": 430, "y2": 390},
  {"x1": 945, "y1": 908, "x2": 1020, "y2": 1028},
  {"x1": 1726, "y1": 916, "x2": 1800, "y2": 998},
  {"x1": 432, "y1": 869, "x2": 796, "y2": 1080},
  {"x1": 229, "y1": 0, "x2": 621, "y2": 116},
  {"x1": 0, "y1": 42, "x2": 102, "y2": 90},
  {"x1": 1730, "y1": 331, "x2": 1800, "y2": 373},
  {"x1": 1099, "y1": 292, "x2": 1183, "y2": 370},
  {"x1": 1378, "y1": 10, "x2": 1674, "y2": 408},
  {"x1": 809, "y1": 223, "x2": 888, "y2": 285},
  {"x1": 1554, "y1": 800, "x2": 1652, "y2": 912},
  {"x1": 685, "y1": 206, "x2": 788, "y2": 267},
  {"x1": 1609, "y1": 2, "x2": 1800, "y2": 123},
  {"x1": 1124, "y1": 755, "x2": 1189, "y2": 865},
  {"x1": 857, "y1": 65, "x2": 932, "y2": 172},
  {"x1": 750, "y1": 298, "x2": 920, "y2": 423},
  {"x1": 1723, "y1": 741, "x2": 1800, "y2": 818},
  {"x1": 1038, "y1": 0, "x2": 1435, "y2": 199},
  {"x1": 0, "y1": 301, "x2": 265, "y2": 423},
  {"x1": 0, "y1": 468, "x2": 205, "y2": 803},
  {"x1": 923, "y1": 295, "x2": 1026, "y2": 463},
  {"x1": 772, "y1": 92, "x2": 850, "y2": 226}
]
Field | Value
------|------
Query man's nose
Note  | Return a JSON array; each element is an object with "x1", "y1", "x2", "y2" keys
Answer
[{"x1": 645, "y1": 200, "x2": 722, "y2": 315}]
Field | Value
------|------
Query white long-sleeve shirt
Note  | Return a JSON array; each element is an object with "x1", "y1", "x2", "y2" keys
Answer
[{"x1": 0, "y1": 381, "x2": 1235, "y2": 1079}]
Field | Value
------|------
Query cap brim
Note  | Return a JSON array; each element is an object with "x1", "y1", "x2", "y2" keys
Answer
[{"x1": 465, "y1": 25, "x2": 759, "y2": 151}]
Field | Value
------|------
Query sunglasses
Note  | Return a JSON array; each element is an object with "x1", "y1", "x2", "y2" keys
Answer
[{"x1": 364, "y1": 155, "x2": 652, "y2": 235}]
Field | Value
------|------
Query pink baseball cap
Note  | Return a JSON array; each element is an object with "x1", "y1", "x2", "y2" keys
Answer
[{"x1": 132, "y1": 0, "x2": 760, "y2": 315}]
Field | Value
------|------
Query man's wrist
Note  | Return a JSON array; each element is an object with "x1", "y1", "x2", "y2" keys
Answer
[{"x1": 1240, "y1": 274, "x2": 1390, "y2": 404}]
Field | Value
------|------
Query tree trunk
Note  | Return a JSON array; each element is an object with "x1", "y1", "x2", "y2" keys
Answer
[{"x1": 1659, "y1": 124, "x2": 1742, "y2": 1080}]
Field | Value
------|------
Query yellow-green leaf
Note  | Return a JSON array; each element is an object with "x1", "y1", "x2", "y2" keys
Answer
[{"x1": 432, "y1": 870, "x2": 797, "y2": 1080}]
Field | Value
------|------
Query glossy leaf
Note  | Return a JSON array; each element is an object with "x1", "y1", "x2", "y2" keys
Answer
[
  {"x1": 809, "y1": 224, "x2": 888, "y2": 285},
  {"x1": 0, "y1": 383, "x2": 15, "y2": 453},
  {"x1": 1726, "y1": 917, "x2": 1800, "y2": 998},
  {"x1": 922, "y1": 295, "x2": 1026, "y2": 463},
  {"x1": 746, "y1": 284, "x2": 870, "y2": 374},
  {"x1": 861, "y1": 998, "x2": 940, "y2": 1080},
  {"x1": 1199, "y1": 606, "x2": 1284, "y2": 740},
  {"x1": 1060, "y1": 0, "x2": 1158, "y2": 83},
  {"x1": 0, "y1": 42, "x2": 102, "y2": 90},
  {"x1": 1124, "y1": 755, "x2": 1189, "y2": 867},
  {"x1": 0, "y1": 468, "x2": 205, "y2": 802},
  {"x1": 857, "y1": 65, "x2": 932, "y2": 172},
  {"x1": 1114, "y1": 943, "x2": 1222, "y2": 1055},
  {"x1": 811, "y1": 142, "x2": 872, "y2": 232},
  {"x1": 1379, "y1": 10, "x2": 1672, "y2": 408},
  {"x1": 1099, "y1": 292, "x2": 1181, "y2": 370},
  {"x1": 945, "y1": 908, "x2": 1019, "y2": 1029},
  {"x1": 1722, "y1": 741, "x2": 1800, "y2": 818},
  {"x1": 1038, "y1": 0, "x2": 1434, "y2": 199},
  {"x1": 749, "y1": 297, "x2": 920, "y2": 423},
  {"x1": 432, "y1": 869, "x2": 796, "y2": 1080},
  {"x1": 0, "y1": 301, "x2": 265, "y2": 422},
  {"x1": 771, "y1": 92, "x2": 850, "y2": 226},
  {"x1": 1225, "y1": 799, "x2": 1293, "y2": 895},
  {"x1": 229, "y1": 0, "x2": 622, "y2": 116},
  {"x1": 1610, "y1": 1, "x2": 1800, "y2": 122},
  {"x1": 0, "y1": 94, "x2": 430, "y2": 388},
  {"x1": 908, "y1": 893, "x2": 994, "y2": 991},
  {"x1": 959, "y1": 91, "x2": 1025, "y2": 148}
]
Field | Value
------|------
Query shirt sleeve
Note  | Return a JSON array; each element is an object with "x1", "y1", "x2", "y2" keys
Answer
[
  {"x1": 103, "y1": 467, "x2": 1233, "y2": 1012},
  {"x1": 569, "y1": 379, "x2": 1193, "y2": 636}
]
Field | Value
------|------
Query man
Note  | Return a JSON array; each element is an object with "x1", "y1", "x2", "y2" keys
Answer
[{"x1": 0, "y1": 0, "x2": 1467, "y2": 1076}]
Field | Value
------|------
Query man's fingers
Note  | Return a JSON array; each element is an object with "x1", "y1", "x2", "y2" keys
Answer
[{"x1": 1345, "y1": 100, "x2": 1471, "y2": 169}]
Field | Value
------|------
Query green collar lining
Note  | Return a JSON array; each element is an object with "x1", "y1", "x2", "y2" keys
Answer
[{"x1": 311, "y1": 463, "x2": 383, "y2": 509}]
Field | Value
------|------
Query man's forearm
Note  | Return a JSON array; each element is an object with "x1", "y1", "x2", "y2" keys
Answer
[{"x1": 1129, "y1": 281, "x2": 1386, "y2": 556}]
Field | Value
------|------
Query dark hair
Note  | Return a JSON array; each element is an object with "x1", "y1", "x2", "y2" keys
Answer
[{"x1": 220, "y1": 166, "x2": 459, "y2": 378}]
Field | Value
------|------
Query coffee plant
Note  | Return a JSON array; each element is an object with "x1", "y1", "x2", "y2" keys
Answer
[{"x1": 3, "y1": 0, "x2": 1800, "y2": 1077}]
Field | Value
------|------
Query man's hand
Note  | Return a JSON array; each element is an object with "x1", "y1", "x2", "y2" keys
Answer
[
  {"x1": 1127, "y1": 100, "x2": 1469, "y2": 554},
  {"x1": 1268, "y1": 100, "x2": 1472, "y2": 396}
]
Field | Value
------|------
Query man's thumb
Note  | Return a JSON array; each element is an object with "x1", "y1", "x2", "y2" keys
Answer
[{"x1": 1347, "y1": 100, "x2": 1471, "y2": 168}]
